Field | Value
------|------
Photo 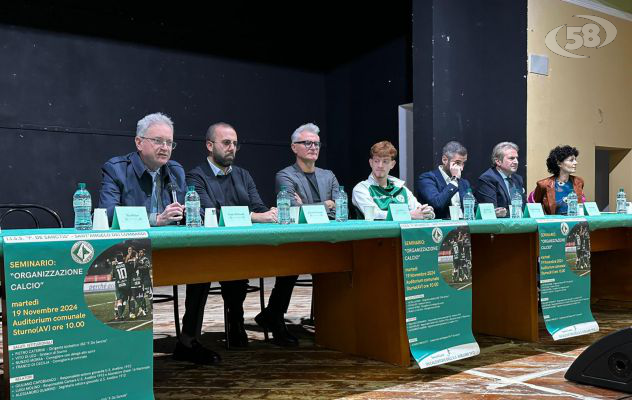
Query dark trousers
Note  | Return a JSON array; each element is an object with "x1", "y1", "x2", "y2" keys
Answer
[
  {"x1": 181, "y1": 279, "x2": 248, "y2": 339},
  {"x1": 266, "y1": 275, "x2": 298, "y2": 315},
  {"x1": 181, "y1": 275, "x2": 298, "y2": 338}
]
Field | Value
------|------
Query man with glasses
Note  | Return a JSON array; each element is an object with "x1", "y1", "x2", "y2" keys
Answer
[
  {"x1": 99, "y1": 112, "x2": 186, "y2": 226},
  {"x1": 275, "y1": 123, "x2": 340, "y2": 218},
  {"x1": 256, "y1": 122, "x2": 339, "y2": 347},
  {"x1": 99, "y1": 114, "x2": 222, "y2": 364},
  {"x1": 182, "y1": 122, "x2": 278, "y2": 357}
]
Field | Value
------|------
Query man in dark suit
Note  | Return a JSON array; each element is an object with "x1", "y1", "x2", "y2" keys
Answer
[
  {"x1": 417, "y1": 141, "x2": 471, "y2": 219},
  {"x1": 99, "y1": 112, "x2": 186, "y2": 226},
  {"x1": 184, "y1": 122, "x2": 288, "y2": 351},
  {"x1": 99, "y1": 113, "x2": 221, "y2": 365},
  {"x1": 475, "y1": 142, "x2": 526, "y2": 217}
]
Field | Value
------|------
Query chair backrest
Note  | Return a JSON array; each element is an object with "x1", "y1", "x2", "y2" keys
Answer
[
  {"x1": 0, "y1": 204, "x2": 64, "y2": 229},
  {"x1": 527, "y1": 191, "x2": 535, "y2": 203}
]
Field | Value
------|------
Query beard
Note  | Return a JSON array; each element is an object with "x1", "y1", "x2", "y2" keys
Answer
[{"x1": 213, "y1": 152, "x2": 235, "y2": 167}]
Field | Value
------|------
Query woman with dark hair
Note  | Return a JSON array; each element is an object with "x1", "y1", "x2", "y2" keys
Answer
[{"x1": 533, "y1": 145, "x2": 585, "y2": 215}]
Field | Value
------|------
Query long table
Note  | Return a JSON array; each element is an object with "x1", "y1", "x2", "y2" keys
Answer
[{"x1": 2, "y1": 216, "x2": 632, "y2": 367}]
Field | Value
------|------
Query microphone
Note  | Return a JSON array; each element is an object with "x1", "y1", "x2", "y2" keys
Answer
[
  {"x1": 164, "y1": 163, "x2": 181, "y2": 225},
  {"x1": 167, "y1": 183, "x2": 178, "y2": 204},
  {"x1": 163, "y1": 164, "x2": 178, "y2": 203},
  {"x1": 166, "y1": 182, "x2": 181, "y2": 226}
]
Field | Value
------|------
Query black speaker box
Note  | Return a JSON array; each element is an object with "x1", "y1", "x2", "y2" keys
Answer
[{"x1": 566, "y1": 327, "x2": 632, "y2": 393}]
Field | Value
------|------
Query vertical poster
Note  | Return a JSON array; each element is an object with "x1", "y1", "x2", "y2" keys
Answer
[
  {"x1": 537, "y1": 218, "x2": 598, "y2": 340},
  {"x1": 400, "y1": 222, "x2": 480, "y2": 369},
  {"x1": 2, "y1": 231, "x2": 154, "y2": 400}
]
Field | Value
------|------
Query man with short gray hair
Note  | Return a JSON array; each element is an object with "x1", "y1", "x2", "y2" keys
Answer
[
  {"x1": 417, "y1": 141, "x2": 471, "y2": 219},
  {"x1": 474, "y1": 142, "x2": 525, "y2": 217},
  {"x1": 99, "y1": 112, "x2": 186, "y2": 226},
  {"x1": 259, "y1": 122, "x2": 340, "y2": 346}
]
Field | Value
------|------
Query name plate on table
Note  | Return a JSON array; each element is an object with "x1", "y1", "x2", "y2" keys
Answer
[
  {"x1": 449, "y1": 206, "x2": 462, "y2": 220},
  {"x1": 299, "y1": 205, "x2": 329, "y2": 224},
  {"x1": 583, "y1": 202, "x2": 601, "y2": 216},
  {"x1": 475, "y1": 203, "x2": 497, "y2": 220},
  {"x1": 386, "y1": 203, "x2": 412, "y2": 221},
  {"x1": 524, "y1": 203, "x2": 545, "y2": 218},
  {"x1": 204, "y1": 208, "x2": 218, "y2": 228},
  {"x1": 219, "y1": 206, "x2": 252, "y2": 227},
  {"x1": 112, "y1": 206, "x2": 151, "y2": 230}
]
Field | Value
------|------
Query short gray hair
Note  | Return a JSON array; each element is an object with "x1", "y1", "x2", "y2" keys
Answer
[
  {"x1": 442, "y1": 141, "x2": 467, "y2": 159},
  {"x1": 491, "y1": 142, "x2": 519, "y2": 166},
  {"x1": 206, "y1": 122, "x2": 236, "y2": 142},
  {"x1": 291, "y1": 123, "x2": 320, "y2": 143},
  {"x1": 136, "y1": 112, "x2": 173, "y2": 137}
]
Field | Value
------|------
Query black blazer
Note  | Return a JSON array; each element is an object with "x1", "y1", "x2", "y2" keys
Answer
[
  {"x1": 475, "y1": 168, "x2": 526, "y2": 212},
  {"x1": 98, "y1": 151, "x2": 186, "y2": 223},
  {"x1": 186, "y1": 161, "x2": 268, "y2": 214}
]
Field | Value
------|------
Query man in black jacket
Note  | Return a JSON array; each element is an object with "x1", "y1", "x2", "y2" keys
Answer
[{"x1": 177, "y1": 122, "x2": 292, "y2": 363}]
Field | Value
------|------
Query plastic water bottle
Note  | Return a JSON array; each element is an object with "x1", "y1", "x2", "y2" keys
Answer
[
  {"x1": 335, "y1": 186, "x2": 348, "y2": 222},
  {"x1": 463, "y1": 189, "x2": 475, "y2": 220},
  {"x1": 185, "y1": 186, "x2": 201, "y2": 227},
  {"x1": 616, "y1": 188, "x2": 627, "y2": 214},
  {"x1": 277, "y1": 185, "x2": 291, "y2": 225},
  {"x1": 73, "y1": 182, "x2": 92, "y2": 230},
  {"x1": 567, "y1": 190, "x2": 578, "y2": 216},
  {"x1": 510, "y1": 189, "x2": 523, "y2": 219}
]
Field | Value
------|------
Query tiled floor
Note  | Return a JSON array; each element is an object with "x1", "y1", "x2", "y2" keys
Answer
[{"x1": 4, "y1": 277, "x2": 632, "y2": 399}]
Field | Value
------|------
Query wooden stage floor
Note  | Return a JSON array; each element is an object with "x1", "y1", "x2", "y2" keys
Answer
[{"x1": 2, "y1": 278, "x2": 631, "y2": 399}]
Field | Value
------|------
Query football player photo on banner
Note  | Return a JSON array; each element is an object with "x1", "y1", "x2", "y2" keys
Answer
[
  {"x1": 537, "y1": 218, "x2": 598, "y2": 340},
  {"x1": 400, "y1": 221, "x2": 480, "y2": 369},
  {"x1": 2, "y1": 231, "x2": 154, "y2": 400}
]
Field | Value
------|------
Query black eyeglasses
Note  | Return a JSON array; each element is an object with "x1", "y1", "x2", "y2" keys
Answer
[
  {"x1": 211, "y1": 140, "x2": 240, "y2": 150},
  {"x1": 140, "y1": 136, "x2": 177, "y2": 149},
  {"x1": 293, "y1": 140, "x2": 322, "y2": 149}
]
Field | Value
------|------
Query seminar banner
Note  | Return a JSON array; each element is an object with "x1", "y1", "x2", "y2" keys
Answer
[
  {"x1": 400, "y1": 222, "x2": 480, "y2": 369},
  {"x1": 537, "y1": 218, "x2": 598, "y2": 340},
  {"x1": 2, "y1": 231, "x2": 154, "y2": 400}
]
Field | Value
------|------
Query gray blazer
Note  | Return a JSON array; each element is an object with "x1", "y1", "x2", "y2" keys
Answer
[{"x1": 275, "y1": 163, "x2": 340, "y2": 217}]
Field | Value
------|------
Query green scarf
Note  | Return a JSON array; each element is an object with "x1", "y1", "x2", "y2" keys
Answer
[{"x1": 368, "y1": 180, "x2": 408, "y2": 210}]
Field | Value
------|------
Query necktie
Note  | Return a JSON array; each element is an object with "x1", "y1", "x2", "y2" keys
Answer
[
  {"x1": 506, "y1": 177, "x2": 517, "y2": 198},
  {"x1": 150, "y1": 174, "x2": 164, "y2": 214},
  {"x1": 150, "y1": 174, "x2": 158, "y2": 214}
]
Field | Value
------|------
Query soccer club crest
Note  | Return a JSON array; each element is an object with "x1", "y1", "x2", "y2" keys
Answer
[
  {"x1": 561, "y1": 222, "x2": 570, "y2": 236},
  {"x1": 432, "y1": 227, "x2": 444, "y2": 244},
  {"x1": 71, "y1": 241, "x2": 95, "y2": 264}
]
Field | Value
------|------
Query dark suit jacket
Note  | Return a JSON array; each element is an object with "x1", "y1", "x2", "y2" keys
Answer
[
  {"x1": 417, "y1": 168, "x2": 471, "y2": 219},
  {"x1": 98, "y1": 151, "x2": 186, "y2": 223},
  {"x1": 275, "y1": 163, "x2": 340, "y2": 218},
  {"x1": 475, "y1": 168, "x2": 526, "y2": 213},
  {"x1": 533, "y1": 175, "x2": 585, "y2": 215},
  {"x1": 186, "y1": 161, "x2": 268, "y2": 215}
]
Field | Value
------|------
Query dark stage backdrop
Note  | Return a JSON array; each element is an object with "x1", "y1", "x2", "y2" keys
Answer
[
  {"x1": 413, "y1": 0, "x2": 528, "y2": 190},
  {"x1": 325, "y1": 36, "x2": 412, "y2": 194},
  {"x1": 0, "y1": 25, "x2": 328, "y2": 226},
  {"x1": 0, "y1": 3, "x2": 413, "y2": 228}
]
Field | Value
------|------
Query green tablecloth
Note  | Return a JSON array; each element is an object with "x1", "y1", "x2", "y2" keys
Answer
[{"x1": 1, "y1": 214, "x2": 632, "y2": 255}]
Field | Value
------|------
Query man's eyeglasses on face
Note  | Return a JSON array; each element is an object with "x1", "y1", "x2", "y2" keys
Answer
[
  {"x1": 294, "y1": 141, "x2": 321, "y2": 149},
  {"x1": 141, "y1": 136, "x2": 177, "y2": 149},
  {"x1": 211, "y1": 140, "x2": 240, "y2": 150}
]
